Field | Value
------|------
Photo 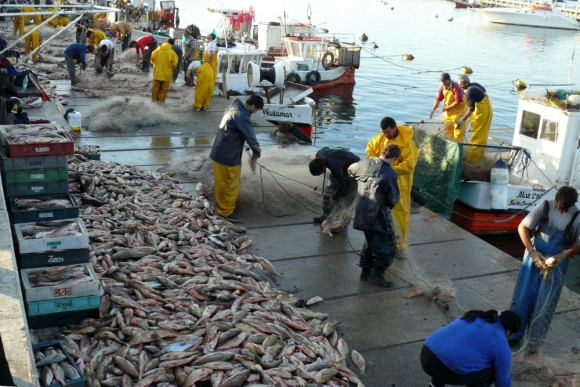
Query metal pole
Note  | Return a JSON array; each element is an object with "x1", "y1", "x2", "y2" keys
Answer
[
  {"x1": 19, "y1": 14, "x2": 84, "y2": 64},
  {"x1": 0, "y1": 9, "x2": 120, "y2": 17},
  {"x1": 0, "y1": 14, "x2": 59, "y2": 56}
]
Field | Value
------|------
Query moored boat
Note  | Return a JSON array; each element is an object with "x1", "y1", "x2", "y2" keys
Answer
[
  {"x1": 455, "y1": 1, "x2": 479, "y2": 8},
  {"x1": 477, "y1": 2, "x2": 580, "y2": 30}
]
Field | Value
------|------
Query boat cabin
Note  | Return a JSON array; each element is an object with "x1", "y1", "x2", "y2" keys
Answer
[
  {"x1": 276, "y1": 37, "x2": 361, "y2": 72},
  {"x1": 216, "y1": 47, "x2": 267, "y2": 92}
]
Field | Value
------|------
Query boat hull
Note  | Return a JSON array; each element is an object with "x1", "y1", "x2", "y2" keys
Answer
[
  {"x1": 455, "y1": 1, "x2": 477, "y2": 8},
  {"x1": 451, "y1": 201, "x2": 525, "y2": 233},
  {"x1": 478, "y1": 8, "x2": 580, "y2": 30}
]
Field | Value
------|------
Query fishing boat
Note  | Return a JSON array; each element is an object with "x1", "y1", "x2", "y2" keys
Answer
[
  {"x1": 477, "y1": 2, "x2": 580, "y2": 30},
  {"x1": 455, "y1": 1, "x2": 480, "y2": 8},
  {"x1": 413, "y1": 85, "x2": 580, "y2": 235}
]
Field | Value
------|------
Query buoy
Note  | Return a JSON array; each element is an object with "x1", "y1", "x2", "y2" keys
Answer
[
  {"x1": 515, "y1": 79, "x2": 527, "y2": 91},
  {"x1": 490, "y1": 159, "x2": 509, "y2": 213},
  {"x1": 404, "y1": 54, "x2": 414, "y2": 61},
  {"x1": 463, "y1": 66, "x2": 473, "y2": 74}
]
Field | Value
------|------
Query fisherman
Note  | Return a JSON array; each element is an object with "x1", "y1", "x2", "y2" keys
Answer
[
  {"x1": 183, "y1": 24, "x2": 201, "y2": 84},
  {"x1": 74, "y1": 12, "x2": 89, "y2": 44},
  {"x1": 366, "y1": 117, "x2": 418, "y2": 259},
  {"x1": 210, "y1": 95, "x2": 264, "y2": 221},
  {"x1": 170, "y1": 38, "x2": 182, "y2": 83},
  {"x1": 429, "y1": 72, "x2": 468, "y2": 142},
  {"x1": 86, "y1": 29, "x2": 106, "y2": 74},
  {"x1": 421, "y1": 309, "x2": 521, "y2": 387},
  {"x1": 456, "y1": 75, "x2": 494, "y2": 164},
  {"x1": 185, "y1": 60, "x2": 213, "y2": 111},
  {"x1": 63, "y1": 42, "x2": 88, "y2": 86},
  {"x1": 44, "y1": 0, "x2": 68, "y2": 27},
  {"x1": 309, "y1": 148, "x2": 361, "y2": 230},
  {"x1": 21, "y1": 4, "x2": 40, "y2": 25},
  {"x1": 150, "y1": 39, "x2": 178, "y2": 104},
  {"x1": 24, "y1": 25, "x2": 41, "y2": 62},
  {"x1": 109, "y1": 21, "x2": 132, "y2": 52},
  {"x1": 203, "y1": 33, "x2": 218, "y2": 92},
  {"x1": 96, "y1": 39, "x2": 114, "y2": 74},
  {"x1": 12, "y1": 9, "x2": 24, "y2": 36},
  {"x1": 348, "y1": 143, "x2": 400, "y2": 287},
  {"x1": 509, "y1": 186, "x2": 580, "y2": 354},
  {"x1": 129, "y1": 35, "x2": 158, "y2": 72}
]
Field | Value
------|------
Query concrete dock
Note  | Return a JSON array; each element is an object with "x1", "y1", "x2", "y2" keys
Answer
[{"x1": 2, "y1": 75, "x2": 580, "y2": 387}]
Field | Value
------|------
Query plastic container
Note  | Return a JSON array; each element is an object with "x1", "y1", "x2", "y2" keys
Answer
[
  {"x1": 21, "y1": 263, "x2": 100, "y2": 303},
  {"x1": 14, "y1": 218, "x2": 89, "y2": 254},
  {"x1": 3, "y1": 167, "x2": 68, "y2": 184},
  {"x1": 0, "y1": 123, "x2": 65, "y2": 146},
  {"x1": 4, "y1": 180, "x2": 69, "y2": 197},
  {"x1": 18, "y1": 249, "x2": 90, "y2": 269},
  {"x1": 32, "y1": 340, "x2": 86, "y2": 387},
  {"x1": 28, "y1": 308, "x2": 98, "y2": 329},
  {"x1": 6, "y1": 132, "x2": 74, "y2": 157},
  {"x1": 27, "y1": 294, "x2": 100, "y2": 316},
  {"x1": 74, "y1": 146, "x2": 100, "y2": 160},
  {"x1": 0, "y1": 150, "x2": 67, "y2": 171},
  {"x1": 68, "y1": 111, "x2": 82, "y2": 132},
  {"x1": 10, "y1": 194, "x2": 79, "y2": 224}
]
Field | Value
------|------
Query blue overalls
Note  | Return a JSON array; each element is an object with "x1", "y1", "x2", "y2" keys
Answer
[{"x1": 510, "y1": 203, "x2": 578, "y2": 345}]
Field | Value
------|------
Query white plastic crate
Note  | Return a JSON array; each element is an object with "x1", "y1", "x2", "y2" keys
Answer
[
  {"x1": 14, "y1": 218, "x2": 89, "y2": 254},
  {"x1": 21, "y1": 263, "x2": 100, "y2": 303}
]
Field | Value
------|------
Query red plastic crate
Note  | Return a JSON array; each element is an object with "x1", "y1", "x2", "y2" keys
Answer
[{"x1": 6, "y1": 132, "x2": 75, "y2": 157}]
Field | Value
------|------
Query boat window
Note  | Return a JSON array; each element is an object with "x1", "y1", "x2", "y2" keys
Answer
[
  {"x1": 540, "y1": 118, "x2": 559, "y2": 143},
  {"x1": 519, "y1": 110, "x2": 541, "y2": 139},
  {"x1": 285, "y1": 42, "x2": 293, "y2": 56},
  {"x1": 305, "y1": 44, "x2": 321, "y2": 59},
  {"x1": 291, "y1": 42, "x2": 302, "y2": 57}
]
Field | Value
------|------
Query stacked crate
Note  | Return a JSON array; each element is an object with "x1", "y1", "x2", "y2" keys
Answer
[{"x1": 0, "y1": 123, "x2": 99, "y2": 329}]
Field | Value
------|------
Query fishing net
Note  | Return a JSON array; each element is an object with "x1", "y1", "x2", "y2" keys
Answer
[{"x1": 87, "y1": 96, "x2": 179, "y2": 132}]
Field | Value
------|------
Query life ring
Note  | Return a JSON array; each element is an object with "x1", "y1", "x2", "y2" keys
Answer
[
  {"x1": 306, "y1": 70, "x2": 321, "y2": 86},
  {"x1": 321, "y1": 51, "x2": 334, "y2": 70},
  {"x1": 286, "y1": 72, "x2": 301, "y2": 83}
]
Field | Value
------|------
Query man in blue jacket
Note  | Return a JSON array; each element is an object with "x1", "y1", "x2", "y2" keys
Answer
[
  {"x1": 63, "y1": 43, "x2": 89, "y2": 85},
  {"x1": 210, "y1": 95, "x2": 264, "y2": 221},
  {"x1": 348, "y1": 143, "x2": 400, "y2": 287}
]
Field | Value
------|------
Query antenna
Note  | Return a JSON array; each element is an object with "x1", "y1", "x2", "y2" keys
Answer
[{"x1": 569, "y1": 41, "x2": 576, "y2": 84}]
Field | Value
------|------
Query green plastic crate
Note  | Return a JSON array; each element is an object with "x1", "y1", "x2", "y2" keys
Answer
[
  {"x1": 3, "y1": 167, "x2": 68, "y2": 184},
  {"x1": 26, "y1": 294, "x2": 100, "y2": 316}
]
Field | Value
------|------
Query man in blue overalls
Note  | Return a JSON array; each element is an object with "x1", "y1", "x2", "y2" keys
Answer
[{"x1": 510, "y1": 186, "x2": 580, "y2": 353}]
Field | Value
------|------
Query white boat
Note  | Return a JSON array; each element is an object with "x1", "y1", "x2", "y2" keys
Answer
[{"x1": 477, "y1": 2, "x2": 580, "y2": 30}]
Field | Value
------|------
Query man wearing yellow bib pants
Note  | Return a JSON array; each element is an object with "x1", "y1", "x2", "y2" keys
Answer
[
  {"x1": 13, "y1": 14, "x2": 24, "y2": 36},
  {"x1": 456, "y1": 75, "x2": 493, "y2": 164},
  {"x1": 429, "y1": 72, "x2": 468, "y2": 142},
  {"x1": 203, "y1": 33, "x2": 218, "y2": 96},
  {"x1": 186, "y1": 61, "x2": 214, "y2": 111},
  {"x1": 366, "y1": 117, "x2": 419, "y2": 257},
  {"x1": 24, "y1": 26, "x2": 41, "y2": 63},
  {"x1": 210, "y1": 95, "x2": 264, "y2": 221},
  {"x1": 22, "y1": 6, "x2": 41, "y2": 25}
]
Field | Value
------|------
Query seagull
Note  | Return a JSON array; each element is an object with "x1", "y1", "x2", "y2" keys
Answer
[
  {"x1": 435, "y1": 14, "x2": 439, "y2": 18},
  {"x1": 448, "y1": 17, "x2": 454, "y2": 21},
  {"x1": 360, "y1": 33, "x2": 368, "y2": 42},
  {"x1": 372, "y1": 42, "x2": 379, "y2": 50},
  {"x1": 391, "y1": 6, "x2": 394, "y2": 10}
]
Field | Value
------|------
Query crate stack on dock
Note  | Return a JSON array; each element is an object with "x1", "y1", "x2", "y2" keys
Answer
[{"x1": 0, "y1": 123, "x2": 99, "y2": 329}]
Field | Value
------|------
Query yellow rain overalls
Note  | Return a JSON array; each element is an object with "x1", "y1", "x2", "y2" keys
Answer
[
  {"x1": 24, "y1": 26, "x2": 41, "y2": 62},
  {"x1": 203, "y1": 42, "x2": 218, "y2": 95},
  {"x1": 193, "y1": 63, "x2": 214, "y2": 109},
  {"x1": 22, "y1": 6, "x2": 41, "y2": 25},
  {"x1": 366, "y1": 125, "x2": 419, "y2": 250},
  {"x1": 150, "y1": 43, "x2": 178, "y2": 104},
  {"x1": 13, "y1": 15, "x2": 24, "y2": 36},
  {"x1": 442, "y1": 85, "x2": 468, "y2": 142},
  {"x1": 466, "y1": 93, "x2": 493, "y2": 164}
]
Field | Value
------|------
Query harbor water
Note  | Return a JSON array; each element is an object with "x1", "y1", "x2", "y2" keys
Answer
[{"x1": 175, "y1": 0, "x2": 580, "y2": 157}]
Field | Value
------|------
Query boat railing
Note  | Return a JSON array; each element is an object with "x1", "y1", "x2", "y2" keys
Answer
[{"x1": 317, "y1": 32, "x2": 356, "y2": 45}]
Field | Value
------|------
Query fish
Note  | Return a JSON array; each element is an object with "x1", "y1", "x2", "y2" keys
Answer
[
  {"x1": 351, "y1": 350, "x2": 366, "y2": 374},
  {"x1": 306, "y1": 296, "x2": 323, "y2": 306}
]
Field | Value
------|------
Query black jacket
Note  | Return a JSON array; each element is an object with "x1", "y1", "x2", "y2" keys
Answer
[{"x1": 316, "y1": 147, "x2": 360, "y2": 200}]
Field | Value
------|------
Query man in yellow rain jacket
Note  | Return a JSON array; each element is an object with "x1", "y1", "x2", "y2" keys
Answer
[
  {"x1": 22, "y1": 6, "x2": 41, "y2": 25},
  {"x1": 456, "y1": 75, "x2": 493, "y2": 164},
  {"x1": 45, "y1": 1, "x2": 69, "y2": 28},
  {"x1": 110, "y1": 21, "x2": 133, "y2": 52},
  {"x1": 203, "y1": 33, "x2": 218, "y2": 94},
  {"x1": 366, "y1": 117, "x2": 419, "y2": 256},
  {"x1": 86, "y1": 29, "x2": 106, "y2": 49},
  {"x1": 150, "y1": 39, "x2": 178, "y2": 104},
  {"x1": 24, "y1": 25, "x2": 41, "y2": 62},
  {"x1": 186, "y1": 61, "x2": 214, "y2": 111},
  {"x1": 429, "y1": 73, "x2": 468, "y2": 142},
  {"x1": 13, "y1": 14, "x2": 24, "y2": 36}
]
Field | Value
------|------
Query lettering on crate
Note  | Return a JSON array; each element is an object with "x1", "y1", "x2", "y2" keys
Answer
[
  {"x1": 56, "y1": 299, "x2": 73, "y2": 310},
  {"x1": 47, "y1": 256, "x2": 64, "y2": 263},
  {"x1": 54, "y1": 288, "x2": 72, "y2": 297},
  {"x1": 47, "y1": 241, "x2": 62, "y2": 250},
  {"x1": 39, "y1": 212, "x2": 54, "y2": 218},
  {"x1": 30, "y1": 174, "x2": 44, "y2": 179},
  {"x1": 31, "y1": 186, "x2": 44, "y2": 193},
  {"x1": 28, "y1": 161, "x2": 42, "y2": 166},
  {"x1": 35, "y1": 147, "x2": 50, "y2": 152}
]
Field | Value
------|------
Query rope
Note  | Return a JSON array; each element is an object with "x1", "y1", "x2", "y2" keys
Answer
[{"x1": 360, "y1": 46, "x2": 465, "y2": 74}]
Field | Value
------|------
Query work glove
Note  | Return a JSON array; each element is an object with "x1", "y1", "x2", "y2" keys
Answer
[
  {"x1": 545, "y1": 252, "x2": 567, "y2": 268},
  {"x1": 530, "y1": 250, "x2": 546, "y2": 270},
  {"x1": 252, "y1": 151, "x2": 261, "y2": 159}
]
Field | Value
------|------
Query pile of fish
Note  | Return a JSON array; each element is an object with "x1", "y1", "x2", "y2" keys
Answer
[
  {"x1": 8, "y1": 131, "x2": 71, "y2": 144},
  {"x1": 28, "y1": 265, "x2": 92, "y2": 288},
  {"x1": 75, "y1": 146, "x2": 101, "y2": 156},
  {"x1": 21, "y1": 220, "x2": 82, "y2": 239},
  {"x1": 35, "y1": 346, "x2": 82, "y2": 386},
  {"x1": 15, "y1": 197, "x2": 73, "y2": 211},
  {"x1": 51, "y1": 157, "x2": 367, "y2": 387},
  {"x1": 3, "y1": 124, "x2": 63, "y2": 137}
]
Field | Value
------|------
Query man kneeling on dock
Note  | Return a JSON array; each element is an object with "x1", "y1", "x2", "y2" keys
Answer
[
  {"x1": 63, "y1": 43, "x2": 89, "y2": 86},
  {"x1": 348, "y1": 143, "x2": 400, "y2": 287}
]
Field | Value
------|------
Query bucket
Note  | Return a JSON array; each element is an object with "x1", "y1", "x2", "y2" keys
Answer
[{"x1": 68, "y1": 111, "x2": 81, "y2": 132}]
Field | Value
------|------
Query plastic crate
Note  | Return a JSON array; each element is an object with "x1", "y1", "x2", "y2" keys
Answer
[
  {"x1": 9, "y1": 194, "x2": 79, "y2": 224},
  {"x1": 0, "y1": 150, "x2": 67, "y2": 171},
  {"x1": 4, "y1": 180, "x2": 69, "y2": 197},
  {"x1": 14, "y1": 218, "x2": 89, "y2": 254},
  {"x1": 27, "y1": 294, "x2": 100, "y2": 316},
  {"x1": 18, "y1": 249, "x2": 90, "y2": 269},
  {"x1": 32, "y1": 340, "x2": 86, "y2": 387},
  {"x1": 21, "y1": 263, "x2": 100, "y2": 303},
  {"x1": 6, "y1": 132, "x2": 74, "y2": 157},
  {"x1": 3, "y1": 167, "x2": 68, "y2": 184},
  {"x1": 28, "y1": 308, "x2": 98, "y2": 329},
  {"x1": 74, "y1": 146, "x2": 101, "y2": 160},
  {"x1": 0, "y1": 123, "x2": 65, "y2": 145}
]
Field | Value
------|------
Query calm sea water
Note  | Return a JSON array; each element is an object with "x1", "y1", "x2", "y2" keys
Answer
[{"x1": 174, "y1": 0, "x2": 580, "y2": 156}]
